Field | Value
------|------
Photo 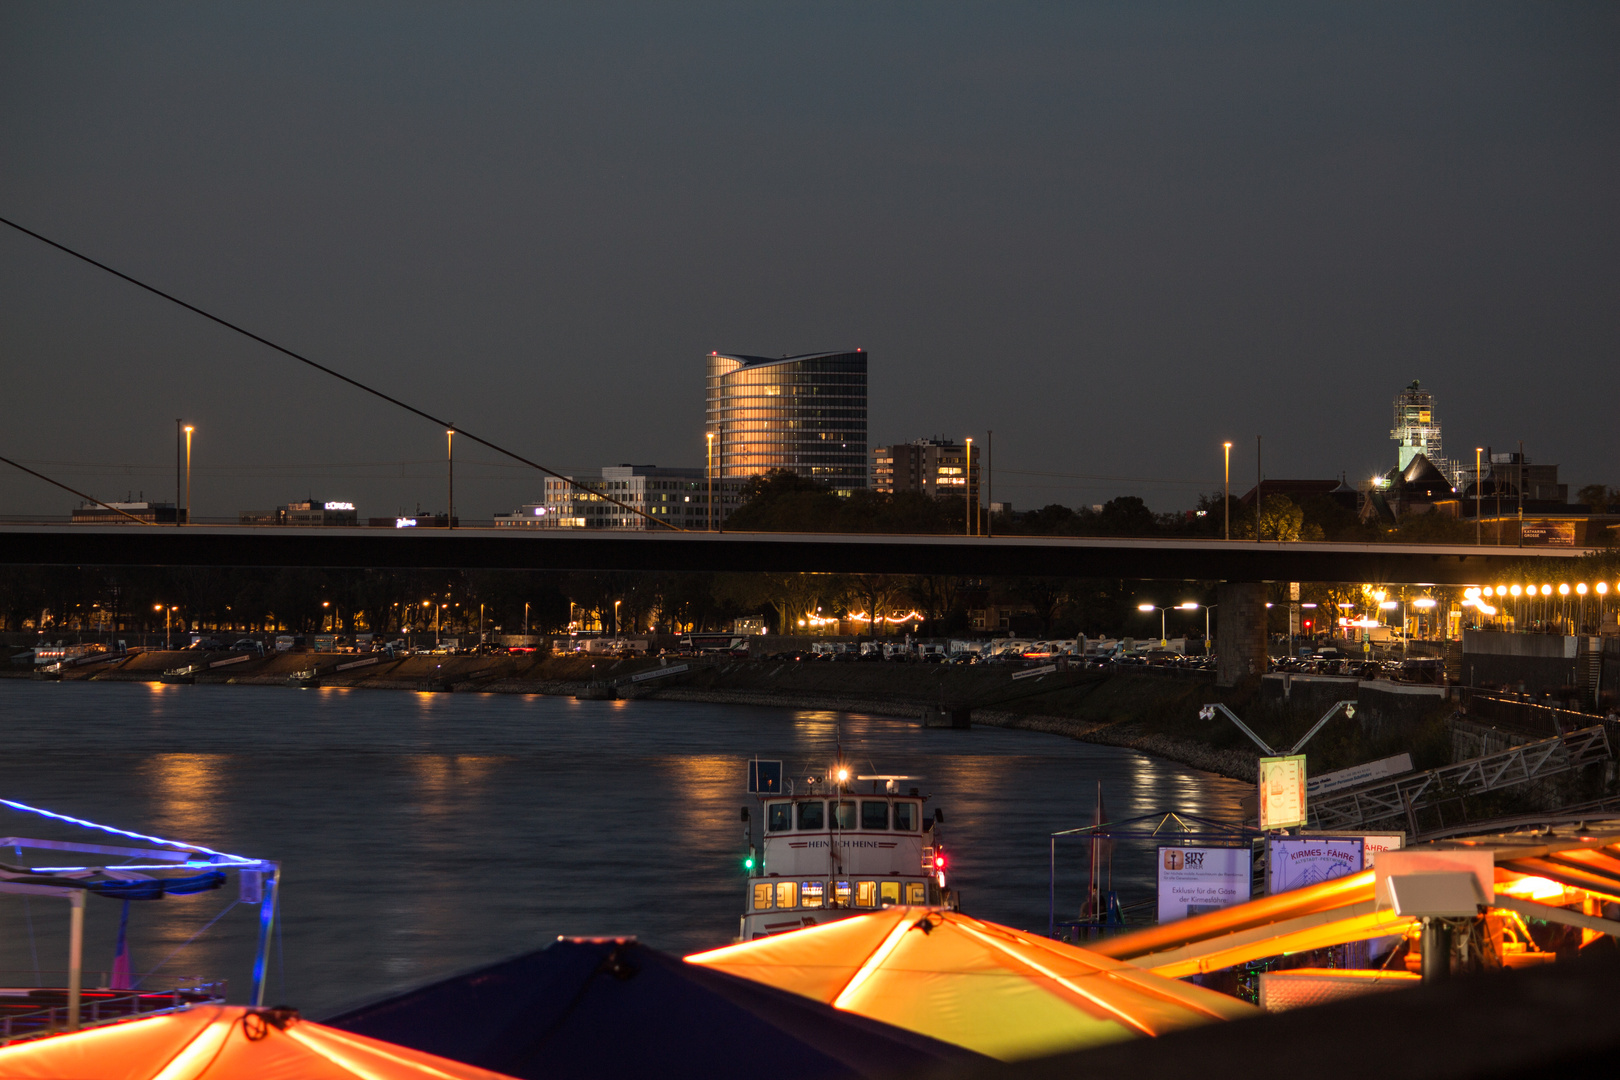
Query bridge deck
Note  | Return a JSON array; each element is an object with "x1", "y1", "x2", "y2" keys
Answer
[{"x1": 0, "y1": 524, "x2": 1589, "y2": 581}]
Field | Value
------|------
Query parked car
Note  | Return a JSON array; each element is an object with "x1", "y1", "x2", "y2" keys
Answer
[
  {"x1": 229, "y1": 639, "x2": 264, "y2": 655},
  {"x1": 187, "y1": 637, "x2": 225, "y2": 651}
]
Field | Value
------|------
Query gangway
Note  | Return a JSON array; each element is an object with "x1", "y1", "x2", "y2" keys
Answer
[{"x1": 1308, "y1": 726, "x2": 1612, "y2": 834}]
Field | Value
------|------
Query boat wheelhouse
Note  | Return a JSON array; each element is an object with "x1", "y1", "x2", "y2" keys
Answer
[{"x1": 739, "y1": 759, "x2": 955, "y2": 940}]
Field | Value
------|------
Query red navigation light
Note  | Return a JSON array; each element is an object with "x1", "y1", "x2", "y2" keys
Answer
[{"x1": 934, "y1": 854, "x2": 946, "y2": 869}]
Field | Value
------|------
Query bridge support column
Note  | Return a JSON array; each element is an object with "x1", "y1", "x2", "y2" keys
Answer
[{"x1": 1216, "y1": 581, "x2": 1269, "y2": 688}]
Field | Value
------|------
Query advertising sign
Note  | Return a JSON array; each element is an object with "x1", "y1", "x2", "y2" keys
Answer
[
  {"x1": 1157, "y1": 846, "x2": 1252, "y2": 923},
  {"x1": 1521, "y1": 520, "x2": 1576, "y2": 547},
  {"x1": 1258, "y1": 755, "x2": 1308, "y2": 831},
  {"x1": 1267, "y1": 837, "x2": 1364, "y2": 894}
]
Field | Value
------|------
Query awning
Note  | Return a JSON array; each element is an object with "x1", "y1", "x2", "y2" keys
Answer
[{"x1": 685, "y1": 906, "x2": 1256, "y2": 1061}]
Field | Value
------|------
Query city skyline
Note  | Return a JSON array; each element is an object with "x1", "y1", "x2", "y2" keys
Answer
[{"x1": 1, "y1": 5, "x2": 1615, "y2": 520}]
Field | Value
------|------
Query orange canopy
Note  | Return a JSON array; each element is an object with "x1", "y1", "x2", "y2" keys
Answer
[
  {"x1": 0, "y1": 1005, "x2": 517, "y2": 1079},
  {"x1": 686, "y1": 907, "x2": 1255, "y2": 1060}
]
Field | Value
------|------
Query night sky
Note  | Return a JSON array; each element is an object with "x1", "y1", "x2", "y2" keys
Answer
[{"x1": 2, "y1": 3, "x2": 1615, "y2": 520}]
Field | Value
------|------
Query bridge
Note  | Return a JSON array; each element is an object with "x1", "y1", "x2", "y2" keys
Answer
[{"x1": 0, "y1": 522, "x2": 1581, "y2": 580}]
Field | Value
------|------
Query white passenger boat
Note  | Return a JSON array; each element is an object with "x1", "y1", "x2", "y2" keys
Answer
[{"x1": 738, "y1": 756, "x2": 957, "y2": 940}]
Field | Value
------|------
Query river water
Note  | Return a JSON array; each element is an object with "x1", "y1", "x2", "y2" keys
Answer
[{"x1": 0, "y1": 681, "x2": 1246, "y2": 1015}]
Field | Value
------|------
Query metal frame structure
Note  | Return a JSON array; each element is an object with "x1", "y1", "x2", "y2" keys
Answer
[
  {"x1": 0, "y1": 799, "x2": 274, "y2": 1039},
  {"x1": 1048, "y1": 810, "x2": 1263, "y2": 938},
  {"x1": 1308, "y1": 726, "x2": 1613, "y2": 832}
]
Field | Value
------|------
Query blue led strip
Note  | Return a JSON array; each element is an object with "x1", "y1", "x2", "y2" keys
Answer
[{"x1": 0, "y1": 798, "x2": 256, "y2": 866}]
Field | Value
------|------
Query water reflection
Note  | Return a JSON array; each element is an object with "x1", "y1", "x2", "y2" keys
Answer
[{"x1": 0, "y1": 683, "x2": 1246, "y2": 1015}]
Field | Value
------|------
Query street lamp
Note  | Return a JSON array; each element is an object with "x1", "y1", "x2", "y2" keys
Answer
[
  {"x1": 1176, "y1": 601, "x2": 1214, "y2": 652},
  {"x1": 1475, "y1": 447, "x2": 1483, "y2": 545},
  {"x1": 1137, "y1": 603, "x2": 1171, "y2": 647},
  {"x1": 614, "y1": 598, "x2": 622, "y2": 638},
  {"x1": 446, "y1": 429, "x2": 456, "y2": 529},
  {"x1": 964, "y1": 438, "x2": 974, "y2": 538},
  {"x1": 706, "y1": 432, "x2": 715, "y2": 532},
  {"x1": 153, "y1": 604, "x2": 177, "y2": 650},
  {"x1": 184, "y1": 425, "x2": 194, "y2": 525},
  {"x1": 1222, "y1": 442, "x2": 1232, "y2": 541}
]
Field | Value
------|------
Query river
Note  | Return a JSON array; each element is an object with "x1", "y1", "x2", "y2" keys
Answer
[{"x1": 0, "y1": 681, "x2": 1246, "y2": 1015}]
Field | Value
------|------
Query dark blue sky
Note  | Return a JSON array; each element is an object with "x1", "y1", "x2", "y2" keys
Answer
[{"x1": 2, "y1": 3, "x2": 1615, "y2": 519}]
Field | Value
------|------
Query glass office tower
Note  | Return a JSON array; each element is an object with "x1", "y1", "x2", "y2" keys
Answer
[{"x1": 705, "y1": 350, "x2": 868, "y2": 495}]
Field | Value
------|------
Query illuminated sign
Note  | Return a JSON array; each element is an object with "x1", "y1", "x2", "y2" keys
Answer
[
  {"x1": 324, "y1": 502, "x2": 355, "y2": 511},
  {"x1": 1258, "y1": 755, "x2": 1308, "y2": 831},
  {"x1": 395, "y1": 518, "x2": 418, "y2": 528},
  {"x1": 1158, "y1": 846, "x2": 1251, "y2": 922},
  {"x1": 1267, "y1": 837, "x2": 1363, "y2": 894}
]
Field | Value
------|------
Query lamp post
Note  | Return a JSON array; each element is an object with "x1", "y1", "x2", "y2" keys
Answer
[
  {"x1": 524, "y1": 600, "x2": 530, "y2": 639},
  {"x1": 1223, "y1": 442, "x2": 1232, "y2": 541},
  {"x1": 1175, "y1": 601, "x2": 1212, "y2": 652},
  {"x1": 1474, "y1": 447, "x2": 1483, "y2": 545},
  {"x1": 706, "y1": 432, "x2": 714, "y2": 532},
  {"x1": 446, "y1": 429, "x2": 455, "y2": 529},
  {"x1": 1411, "y1": 597, "x2": 1437, "y2": 644},
  {"x1": 184, "y1": 425, "x2": 194, "y2": 525},
  {"x1": 153, "y1": 604, "x2": 176, "y2": 650},
  {"x1": 614, "y1": 598, "x2": 622, "y2": 638},
  {"x1": 964, "y1": 438, "x2": 974, "y2": 537},
  {"x1": 1137, "y1": 603, "x2": 1171, "y2": 648}
]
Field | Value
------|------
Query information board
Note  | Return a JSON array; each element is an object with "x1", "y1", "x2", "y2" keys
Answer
[
  {"x1": 1157, "y1": 846, "x2": 1252, "y2": 923},
  {"x1": 1267, "y1": 837, "x2": 1364, "y2": 894},
  {"x1": 1258, "y1": 754, "x2": 1308, "y2": 830}
]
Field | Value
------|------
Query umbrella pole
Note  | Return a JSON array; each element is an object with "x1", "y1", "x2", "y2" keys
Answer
[
  {"x1": 251, "y1": 864, "x2": 281, "y2": 1007},
  {"x1": 67, "y1": 890, "x2": 84, "y2": 1031}
]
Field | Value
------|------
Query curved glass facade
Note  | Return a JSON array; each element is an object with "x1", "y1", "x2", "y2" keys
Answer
[{"x1": 706, "y1": 350, "x2": 868, "y2": 494}]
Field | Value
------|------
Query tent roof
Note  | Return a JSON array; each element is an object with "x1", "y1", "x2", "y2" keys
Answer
[
  {"x1": 0, "y1": 1005, "x2": 514, "y2": 1079},
  {"x1": 325, "y1": 937, "x2": 987, "y2": 1080},
  {"x1": 685, "y1": 907, "x2": 1255, "y2": 1061}
]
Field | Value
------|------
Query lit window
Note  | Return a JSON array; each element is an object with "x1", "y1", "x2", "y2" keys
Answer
[
  {"x1": 775, "y1": 881, "x2": 798, "y2": 908},
  {"x1": 855, "y1": 881, "x2": 877, "y2": 907},
  {"x1": 753, "y1": 883, "x2": 773, "y2": 910},
  {"x1": 834, "y1": 880, "x2": 852, "y2": 907},
  {"x1": 906, "y1": 882, "x2": 927, "y2": 905},
  {"x1": 767, "y1": 803, "x2": 792, "y2": 832},
  {"x1": 879, "y1": 880, "x2": 901, "y2": 906},
  {"x1": 801, "y1": 881, "x2": 825, "y2": 908}
]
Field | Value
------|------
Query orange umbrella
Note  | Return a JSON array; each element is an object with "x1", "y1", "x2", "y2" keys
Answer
[
  {"x1": 0, "y1": 1005, "x2": 518, "y2": 1079},
  {"x1": 687, "y1": 906, "x2": 1255, "y2": 1060}
]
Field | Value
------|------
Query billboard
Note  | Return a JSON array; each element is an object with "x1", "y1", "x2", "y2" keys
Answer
[
  {"x1": 1267, "y1": 837, "x2": 1364, "y2": 894},
  {"x1": 1158, "y1": 846, "x2": 1252, "y2": 923},
  {"x1": 1258, "y1": 755, "x2": 1308, "y2": 831},
  {"x1": 1521, "y1": 520, "x2": 1576, "y2": 547}
]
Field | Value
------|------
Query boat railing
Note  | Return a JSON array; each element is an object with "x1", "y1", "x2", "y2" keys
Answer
[{"x1": 0, "y1": 974, "x2": 225, "y2": 1045}]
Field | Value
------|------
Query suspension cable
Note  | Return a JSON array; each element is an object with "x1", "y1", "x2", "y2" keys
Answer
[
  {"x1": 0, "y1": 453, "x2": 155, "y2": 525},
  {"x1": 0, "y1": 214, "x2": 681, "y2": 530}
]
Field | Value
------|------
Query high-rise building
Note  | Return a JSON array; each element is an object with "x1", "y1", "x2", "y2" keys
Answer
[
  {"x1": 871, "y1": 438, "x2": 978, "y2": 502},
  {"x1": 706, "y1": 350, "x2": 867, "y2": 495}
]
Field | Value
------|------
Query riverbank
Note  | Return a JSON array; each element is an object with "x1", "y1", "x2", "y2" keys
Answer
[{"x1": 8, "y1": 648, "x2": 1284, "y2": 781}]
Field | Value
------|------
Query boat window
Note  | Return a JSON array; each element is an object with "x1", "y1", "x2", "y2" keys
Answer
[
  {"x1": 831, "y1": 800, "x2": 857, "y2": 830},
  {"x1": 801, "y1": 881, "x2": 825, "y2": 908},
  {"x1": 834, "y1": 880, "x2": 852, "y2": 907},
  {"x1": 855, "y1": 881, "x2": 877, "y2": 907},
  {"x1": 797, "y1": 801, "x2": 824, "y2": 830},
  {"x1": 775, "y1": 881, "x2": 798, "y2": 908},
  {"x1": 906, "y1": 882, "x2": 927, "y2": 905},
  {"x1": 753, "y1": 883, "x2": 774, "y2": 910},
  {"x1": 879, "y1": 880, "x2": 901, "y2": 906},
  {"x1": 893, "y1": 803, "x2": 918, "y2": 831},
  {"x1": 767, "y1": 803, "x2": 792, "y2": 832},
  {"x1": 861, "y1": 801, "x2": 889, "y2": 830}
]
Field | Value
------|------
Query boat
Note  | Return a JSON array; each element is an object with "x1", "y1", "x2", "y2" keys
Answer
[
  {"x1": 738, "y1": 753, "x2": 957, "y2": 941},
  {"x1": 0, "y1": 798, "x2": 279, "y2": 1045}
]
